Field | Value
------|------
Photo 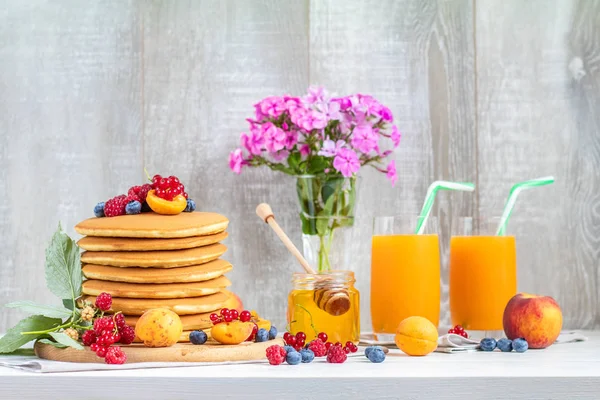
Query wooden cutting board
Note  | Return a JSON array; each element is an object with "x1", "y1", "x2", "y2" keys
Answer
[{"x1": 34, "y1": 338, "x2": 284, "y2": 363}]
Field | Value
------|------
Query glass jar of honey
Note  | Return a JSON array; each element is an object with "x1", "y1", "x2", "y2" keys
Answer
[{"x1": 287, "y1": 270, "x2": 360, "y2": 345}]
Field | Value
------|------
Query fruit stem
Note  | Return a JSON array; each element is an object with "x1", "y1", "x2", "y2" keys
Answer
[
  {"x1": 144, "y1": 167, "x2": 152, "y2": 182},
  {"x1": 21, "y1": 321, "x2": 71, "y2": 335},
  {"x1": 294, "y1": 303, "x2": 319, "y2": 337}
]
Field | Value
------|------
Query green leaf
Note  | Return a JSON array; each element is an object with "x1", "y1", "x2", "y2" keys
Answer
[
  {"x1": 37, "y1": 339, "x2": 68, "y2": 349},
  {"x1": 287, "y1": 152, "x2": 301, "y2": 173},
  {"x1": 0, "y1": 315, "x2": 62, "y2": 353},
  {"x1": 0, "y1": 348, "x2": 36, "y2": 356},
  {"x1": 299, "y1": 213, "x2": 317, "y2": 235},
  {"x1": 315, "y1": 213, "x2": 330, "y2": 236},
  {"x1": 5, "y1": 301, "x2": 72, "y2": 319},
  {"x1": 62, "y1": 299, "x2": 75, "y2": 311},
  {"x1": 48, "y1": 332, "x2": 83, "y2": 350},
  {"x1": 45, "y1": 224, "x2": 82, "y2": 301},
  {"x1": 306, "y1": 156, "x2": 329, "y2": 175}
]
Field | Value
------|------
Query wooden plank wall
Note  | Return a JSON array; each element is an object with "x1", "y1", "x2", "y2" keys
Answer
[{"x1": 0, "y1": 0, "x2": 598, "y2": 333}]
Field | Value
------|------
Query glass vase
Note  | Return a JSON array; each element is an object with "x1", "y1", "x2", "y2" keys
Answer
[{"x1": 295, "y1": 175, "x2": 358, "y2": 273}]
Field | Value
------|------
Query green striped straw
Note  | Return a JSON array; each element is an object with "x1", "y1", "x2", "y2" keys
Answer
[
  {"x1": 496, "y1": 176, "x2": 555, "y2": 236},
  {"x1": 415, "y1": 181, "x2": 475, "y2": 234}
]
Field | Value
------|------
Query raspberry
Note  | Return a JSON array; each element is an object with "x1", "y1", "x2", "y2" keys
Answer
[
  {"x1": 93, "y1": 316, "x2": 115, "y2": 335},
  {"x1": 96, "y1": 332, "x2": 119, "y2": 347},
  {"x1": 308, "y1": 339, "x2": 327, "y2": 357},
  {"x1": 119, "y1": 325, "x2": 136, "y2": 345},
  {"x1": 91, "y1": 343, "x2": 108, "y2": 358},
  {"x1": 95, "y1": 292, "x2": 112, "y2": 311},
  {"x1": 326, "y1": 345, "x2": 347, "y2": 363},
  {"x1": 265, "y1": 345, "x2": 287, "y2": 365},
  {"x1": 104, "y1": 195, "x2": 128, "y2": 217},
  {"x1": 81, "y1": 306, "x2": 95, "y2": 322},
  {"x1": 64, "y1": 328, "x2": 79, "y2": 341},
  {"x1": 105, "y1": 346, "x2": 127, "y2": 364},
  {"x1": 81, "y1": 330, "x2": 97, "y2": 346}
]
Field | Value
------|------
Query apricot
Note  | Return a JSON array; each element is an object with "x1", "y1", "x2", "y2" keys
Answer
[
  {"x1": 395, "y1": 316, "x2": 438, "y2": 356},
  {"x1": 211, "y1": 320, "x2": 255, "y2": 345},
  {"x1": 134, "y1": 308, "x2": 183, "y2": 347},
  {"x1": 146, "y1": 190, "x2": 187, "y2": 215}
]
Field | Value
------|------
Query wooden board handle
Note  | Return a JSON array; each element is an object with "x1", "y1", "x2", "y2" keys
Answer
[{"x1": 256, "y1": 203, "x2": 316, "y2": 275}]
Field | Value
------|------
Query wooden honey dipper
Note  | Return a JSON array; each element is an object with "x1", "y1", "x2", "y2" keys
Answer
[{"x1": 256, "y1": 203, "x2": 351, "y2": 316}]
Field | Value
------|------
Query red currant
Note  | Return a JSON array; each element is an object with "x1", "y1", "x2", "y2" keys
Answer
[
  {"x1": 317, "y1": 332, "x2": 328, "y2": 343},
  {"x1": 152, "y1": 174, "x2": 161, "y2": 184},
  {"x1": 220, "y1": 308, "x2": 229, "y2": 316},
  {"x1": 345, "y1": 341, "x2": 353, "y2": 348},
  {"x1": 460, "y1": 332, "x2": 468, "y2": 338},
  {"x1": 170, "y1": 176, "x2": 180, "y2": 184},
  {"x1": 287, "y1": 336, "x2": 297, "y2": 346},
  {"x1": 343, "y1": 346, "x2": 350, "y2": 354},
  {"x1": 209, "y1": 313, "x2": 220, "y2": 323},
  {"x1": 158, "y1": 178, "x2": 169, "y2": 190},
  {"x1": 223, "y1": 314, "x2": 233, "y2": 323},
  {"x1": 454, "y1": 325, "x2": 464, "y2": 333},
  {"x1": 246, "y1": 323, "x2": 258, "y2": 342},
  {"x1": 239, "y1": 310, "x2": 251, "y2": 322},
  {"x1": 350, "y1": 345, "x2": 358, "y2": 353},
  {"x1": 183, "y1": 192, "x2": 189, "y2": 199},
  {"x1": 297, "y1": 339, "x2": 305, "y2": 348},
  {"x1": 334, "y1": 342, "x2": 341, "y2": 347},
  {"x1": 295, "y1": 332, "x2": 306, "y2": 341},
  {"x1": 448, "y1": 328, "x2": 456, "y2": 334},
  {"x1": 230, "y1": 310, "x2": 239, "y2": 320},
  {"x1": 325, "y1": 342, "x2": 332, "y2": 350},
  {"x1": 283, "y1": 332, "x2": 293, "y2": 343}
]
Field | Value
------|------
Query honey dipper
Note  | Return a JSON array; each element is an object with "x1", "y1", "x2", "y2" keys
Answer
[{"x1": 256, "y1": 203, "x2": 351, "y2": 316}]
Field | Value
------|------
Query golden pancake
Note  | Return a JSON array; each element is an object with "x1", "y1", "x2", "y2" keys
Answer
[
  {"x1": 77, "y1": 231, "x2": 228, "y2": 252},
  {"x1": 81, "y1": 243, "x2": 227, "y2": 268},
  {"x1": 82, "y1": 259, "x2": 233, "y2": 283},
  {"x1": 82, "y1": 291, "x2": 230, "y2": 315},
  {"x1": 82, "y1": 276, "x2": 231, "y2": 299},
  {"x1": 74, "y1": 212, "x2": 229, "y2": 238},
  {"x1": 125, "y1": 312, "x2": 213, "y2": 331}
]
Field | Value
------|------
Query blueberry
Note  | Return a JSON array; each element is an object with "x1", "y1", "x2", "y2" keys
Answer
[
  {"x1": 255, "y1": 328, "x2": 269, "y2": 342},
  {"x1": 497, "y1": 338, "x2": 513, "y2": 352},
  {"x1": 94, "y1": 202, "x2": 105, "y2": 218},
  {"x1": 189, "y1": 330, "x2": 207, "y2": 345},
  {"x1": 512, "y1": 338, "x2": 529, "y2": 353},
  {"x1": 479, "y1": 338, "x2": 497, "y2": 351},
  {"x1": 286, "y1": 351, "x2": 302, "y2": 365},
  {"x1": 365, "y1": 346, "x2": 384, "y2": 359},
  {"x1": 125, "y1": 200, "x2": 142, "y2": 215},
  {"x1": 184, "y1": 199, "x2": 196, "y2": 212},
  {"x1": 300, "y1": 349, "x2": 315, "y2": 363},
  {"x1": 268, "y1": 326, "x2": 277, "y2": 340},
  {"x1": 367, "y1": 347, "x2": 386, "y2": 363},
  {"x1": 283, "y1": 345, "x2": 295, "y2": 354}
]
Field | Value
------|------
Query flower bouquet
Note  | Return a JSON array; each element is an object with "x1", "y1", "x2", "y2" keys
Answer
[{"x1": 229, "y1": 87, "x2": 400, "y2": 272}]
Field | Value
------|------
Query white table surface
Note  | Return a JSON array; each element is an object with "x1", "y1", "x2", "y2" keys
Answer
[{"x1": 1, "y1": 331, "x2": 598, "y2": 400}]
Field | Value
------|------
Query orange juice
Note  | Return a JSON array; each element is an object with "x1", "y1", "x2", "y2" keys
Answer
[
  {"x1": 449, "y1": 236, "x2": 517, "y2": 330},
  {"x1": 371, "y1": 234, "x2": 441, "y2": 333}
]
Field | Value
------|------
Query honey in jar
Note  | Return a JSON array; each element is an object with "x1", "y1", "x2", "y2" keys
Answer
[{"x1": 287, "y1": 270, "x2": 360, "y2": 344}]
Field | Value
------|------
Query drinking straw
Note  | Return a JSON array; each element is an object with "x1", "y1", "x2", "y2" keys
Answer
[
  {"x1": 415, "y1": 181, "x2": 475, "y2": 234},
  {"x1": 495, "y1": 176, "x2": 555, "y2": 236}
]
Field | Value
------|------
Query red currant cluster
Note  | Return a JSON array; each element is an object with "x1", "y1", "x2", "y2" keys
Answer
[
  {"x1": 80, "y1": 293, "x2": 134, "y2": 364},
  {"x1": 284, "y1": 331, "x2": 358, "y2": 357},
  {"x1": 283, "y1": 331, "x2": 308, "y2": 352},
  {"x1": 209, "y1": 308, "x2": 258, "y2": 341},
  {"x1": 151, "y1": 174, "x2": 188, "y2": 201},
  {"x1": 448, "y1": 324, "x2": 469, "y2": 338}
]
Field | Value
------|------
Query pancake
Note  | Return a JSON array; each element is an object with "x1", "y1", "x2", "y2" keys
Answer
[
  {"x1": 74, "y1": 212, "x2": 229, "y2": 238},
  {"x1": 125, "y1": 312, "x2": 214, "y2": 331},
  {"x1": 82, "y1": 259, "x2": 233, "y2": 283},
  {"x1": 80, "y1": 243, "x2": 227, "y2": 268},
  {"x1": 82, "y1": 291, "x2": 230, "y2": 315},
  {"x1": 77, "y1": 231, "x2": 228, "y2": 252},
  {"x1": 82, "y1": 276, "x2": 231, "y2": 299}
]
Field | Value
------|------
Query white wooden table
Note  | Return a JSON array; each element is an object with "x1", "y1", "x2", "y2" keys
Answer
[{"x1": 1, "y1": 332, "x2": 598, "y2": 399}]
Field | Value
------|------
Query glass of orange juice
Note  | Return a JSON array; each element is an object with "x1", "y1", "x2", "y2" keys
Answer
[
  {"x1": 371, "y1": 216, "x2": 441, "y2": 340},
  {"x1": 449, "y1": 217, "x2": 517, "y2": 334}
]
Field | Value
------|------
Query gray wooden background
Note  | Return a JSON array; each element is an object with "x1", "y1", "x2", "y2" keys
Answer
[{"x1": 1, "y1": 0, "x2": 599, "y2": 333}]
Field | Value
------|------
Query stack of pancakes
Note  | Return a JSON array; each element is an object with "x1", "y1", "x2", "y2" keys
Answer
[{"x1": 74, "y1": 212, "x2": 236, "y2": 342}]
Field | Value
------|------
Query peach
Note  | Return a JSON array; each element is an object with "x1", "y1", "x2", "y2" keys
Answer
[
  {"x1": 211, "y1": 320, "x2": 255, "y2": 345},
  {"x1": 134, "y1": 308, "x2": 183, "y2": 348},
  {"x1": 222, "y1": 290, "x2": 244, "y2": 313},
  {"x1": 394, "y1": 316, "x2": 438, "y2": 356},
  {"x1": 503, "y1": 293, "x2": 562, "y2": 349}
]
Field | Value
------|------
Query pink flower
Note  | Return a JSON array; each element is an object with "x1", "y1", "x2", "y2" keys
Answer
[
  {"x1": 284, "y1": 130, "x2": 298, "y2": 149},
  {"x1": 390, "y1": 125, "x2": 401, "y2": 147},
  {"x1": 255, "y1": 96, "x2": 285, "y2": 119},
  {"x1": 318, "y1": 139, "x2": 345, "y2": 157},
  {"x1": 332, "y1": 96, "x2": 352, "y2": 111},
  {"x1": 299, "y1": 144, "x2": 311, "y2": 158},
  {"x1": 333, "y1": 148, "x2": 360, "y2": 177},
  {"x1": 228, "y1": 149, "x2": 245, "y2": 174},
  {"x1": 303, "y1": 86, "x2": 328, "y2": 105},
  {"x1": 283, "y1": 96, "x2": 301, "y2": 113},
  {"x1": 314, "y1": 100, "x2": 342, "y2": 122},
  {"x1": 351, "y1": 123, "x2": 378, "y2": 153},
  {"x1": 296, "y1": 109, "x2": 328, "y2": 131},
  {"x1": 379, "y1": 106, "x2": 393, "y2": 122},
  {"x1": 357, "y1": 94, "x2": 383, "y2": 116},
  {"x1": 262, "y1": 122, "x2": 287, "y2": 153},
  {"x1": 272, "y1": 150, "x2": 289, "y2": 162},
  {"x1": 386, "y1": 160, "x2": 397, "y2": 186},
  {"x1": 241, "y1": 128, "x2": 264, "y2": 155}
]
